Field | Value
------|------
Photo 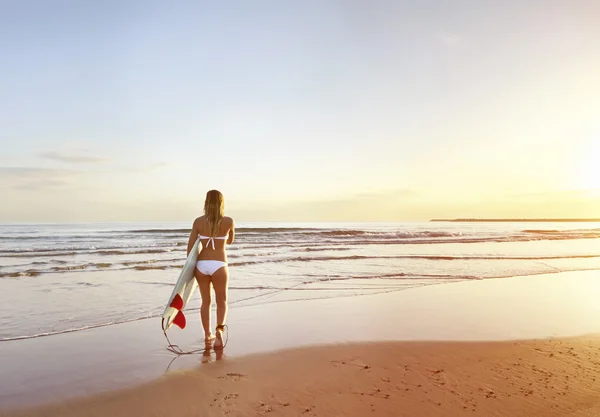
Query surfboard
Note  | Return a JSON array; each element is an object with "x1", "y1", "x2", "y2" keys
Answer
[{"x1": 161, "y1": 237, "x2": 200, "y2": 332}]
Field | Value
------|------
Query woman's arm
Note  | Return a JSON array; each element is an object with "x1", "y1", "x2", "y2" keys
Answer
[
  {"x1": 227, "y1": 218, "x2": 235, "y2": 245},
  {"x1": 187, "y1": 218, "x2": 199, "y2": 256}
]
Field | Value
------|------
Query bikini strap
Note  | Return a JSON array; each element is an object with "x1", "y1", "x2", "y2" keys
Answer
[
  {"x1": 206, "y1": 237, "x2": 215, "y2": 250},
  {"x1": 205, "y1": 216, "x2": 223, "y2": 250}
]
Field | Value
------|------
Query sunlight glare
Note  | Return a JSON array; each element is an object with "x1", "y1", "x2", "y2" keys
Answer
[{"x1": 577, "y1": 138, "x2": 600, "y2": 191}]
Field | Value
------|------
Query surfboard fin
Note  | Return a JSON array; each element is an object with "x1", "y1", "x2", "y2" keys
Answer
[
  {"x1": 173, "y1": 310, "x2": 186, "y2": 329},
  {"x1": 169, "y1": 294, "x2": 184, "y2": 311}
]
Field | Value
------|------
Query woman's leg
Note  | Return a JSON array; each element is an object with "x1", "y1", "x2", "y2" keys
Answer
[
  {"x1": 195, "y1": 268, "x2": 213, "y2": 342},
  {"x1": 211, "y1": 266, "x2": 229, "y2": 348}
]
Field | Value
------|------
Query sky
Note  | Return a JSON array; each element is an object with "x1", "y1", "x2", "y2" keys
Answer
[{"x1": 1, "y1": 0, "x2": 599, "y2": 222}]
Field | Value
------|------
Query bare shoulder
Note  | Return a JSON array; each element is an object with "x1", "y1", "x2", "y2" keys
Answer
[
  {"x1": 223, "y1": 216, "x2": 235, "y2": 227},
  {"x1": 192, "y1": 216, "x2": 205, "y2": 229}
]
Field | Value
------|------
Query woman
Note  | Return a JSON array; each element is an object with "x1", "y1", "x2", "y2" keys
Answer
[{"x1": 186, "y1": 190, "x2": 235, "y2": 349}]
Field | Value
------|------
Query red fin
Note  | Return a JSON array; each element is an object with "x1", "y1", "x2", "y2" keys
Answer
[
  {"x1": 169, "y1": 294, "x2": 184, "y2": 311},
  {"x1": 173, "y1": 310, "x2": 186, "y2": 329}
]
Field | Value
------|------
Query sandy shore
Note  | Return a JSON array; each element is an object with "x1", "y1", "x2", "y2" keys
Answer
[
  {"x1": 2, "y1": 271, "x2": 600, "y2": 415},
  {"x1": 4, "y1": 336, "x2": 600, "y2": 417}
]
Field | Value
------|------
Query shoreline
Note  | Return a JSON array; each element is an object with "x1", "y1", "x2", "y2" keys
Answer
[
  {"x1": 4, "y1": 337, "x2": 600, "y2": 417},
  {"x1": 2, "y1": 270, "x2": 600, "y2": 412}
]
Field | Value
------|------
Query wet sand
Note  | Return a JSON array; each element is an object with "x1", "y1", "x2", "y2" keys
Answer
[
  {"x1": 4, "y1": 336, "x2": 600, "y2": 417},
  {"x1": 1, "y1": 271, "x2": 600, "y2": 415}
]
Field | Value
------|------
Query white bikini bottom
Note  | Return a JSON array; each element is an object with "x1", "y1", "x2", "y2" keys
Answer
[{"x1": 196, "y1": 260, "x2": 227, "y2": 276}]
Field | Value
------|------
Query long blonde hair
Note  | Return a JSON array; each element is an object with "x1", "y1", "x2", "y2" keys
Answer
[{"x1": 204, "y1": 190, "x2": 224, "y2": 237}]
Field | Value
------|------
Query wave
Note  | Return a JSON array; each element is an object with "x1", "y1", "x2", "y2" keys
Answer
[
  {"x1": 239, "y1": 229, "x2": 462, "y2": 239},
  {"x1": 97, "y1": 248, "x2": 176, "y2": 256},
  {"x1": 133, "y1": 281, "x2": 176, "y2": 287},
  {"x1": 0, "y1": 263, "x2": 117, "y2": 277},
  {"x1": 0, "y1": 270, "x2": 42, "y2": 278},
  {"x1": 228, "y1": 252, "x2": 600, "y2": 267},
  {"x1": 319, "y1": 230, "x2": 369, "y2": 236},
  {"x1": 317, "y1": 230, "x2": 461, "y2": 238},
  {"x1": 236, "y1": 227, "x2": 317, "y2": 233},
  {"x1": 0, "y1": 236, "x2": 43, "y2": 240},
  {"x1": 0, "y1": 249, "x2": 79, "y2": 256},
  {"x1": 4, "y1": 265, "x2": 600, "y2": 341},
  {"x1": 127, "y1": 228, "x2": 190, "y2": 234},
  {"x1": 523, "y1": 228, "x2": 600, "y2": 233},
  {"x1": 228, "y1": 255, "x2": 370, "y2": 267},
  {"x1": 133, "y1": 265, "x2": 170, "y2": 271},
  {"x1": 521, "y1": 229, "x2": 600, "y2": 239},
  {"x1": 120, "y1": 227, "x2": 462, "y2": 238},
  {"x1": 49, "y1": 263, "x2": 114, "y2": 272},
  {"x1": 125, "y1": 227, "x2": 319, "y2": 234},
  {"x1": 4, "y1": 251, "x2": 600, "y2": 278},
  {"x1": 124, "y1": 227, "x2": 317, "y2": 234},
  {"x1": 0, "y1": 234, "x2": 135, "y2": 240},
  {"x1": 300, "y1": 247, "x2": 351, "y2": 252},
  {"x1": 309, "y1": 272, "x2": 481, "y2": 282},
  {"x1": 242, "y1": 233, "x2": 600, "y2": 250},
  {"x1": 0, "y1": 247, "x2": 182, "y2": 258},
  {"x1": 261, "y1": 228, "x2": 600, "y2": 242},
  {"x1": 3, "y1": 229, "x2": 599, "y2": 260},
  {"x1": 228, "y1": 265, "x2": 600, "y2": 309}
]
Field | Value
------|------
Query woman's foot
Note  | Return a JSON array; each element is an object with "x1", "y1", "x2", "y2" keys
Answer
[
  {"x1": 204, "y1": 333, "x2": 215, "y2": 346},
  {"x1": 214, "y1": 324, "x2": 226, "y2": 350}
]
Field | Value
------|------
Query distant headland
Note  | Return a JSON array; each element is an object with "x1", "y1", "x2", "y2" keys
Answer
[{"x1": 430, "y1": 218, "x2": 600, "y2": 223}]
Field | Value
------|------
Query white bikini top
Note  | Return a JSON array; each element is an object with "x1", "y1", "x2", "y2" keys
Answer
[{"x1": 198, "y1": 234, "x2": 228, "y2": 250}]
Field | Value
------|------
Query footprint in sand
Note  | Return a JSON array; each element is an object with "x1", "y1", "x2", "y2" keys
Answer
[
  {"x1": 210, "y1": 392, "x2": 240, "y2": 415},
  {"x1": 330, "y1": 358, "x2": 370, "y2": 369},
  {"x1": 302, "y1": 405, "x2": 316, "y2": 414},
  {"x1": 256, "y1": 398, "x2": 291, "y2": 415},
  {"x1": 219, "y1": 372, "x2": 247, "y2": 382}
]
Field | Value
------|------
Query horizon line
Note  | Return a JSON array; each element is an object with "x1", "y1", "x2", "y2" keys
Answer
[{"x1": 430, "y1": 218, "x2": 600, "y2": 222}]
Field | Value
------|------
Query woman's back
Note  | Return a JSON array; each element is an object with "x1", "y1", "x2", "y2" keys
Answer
[{"x1": 194, "y1": 215, "x2": 234, "y2": 262}]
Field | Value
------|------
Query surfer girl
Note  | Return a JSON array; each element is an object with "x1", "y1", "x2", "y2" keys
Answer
[{"x1": 186, "y1": 190, "x2": 235, "y2": 349}]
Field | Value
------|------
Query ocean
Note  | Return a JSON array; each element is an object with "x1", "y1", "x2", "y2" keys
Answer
[{"x1": 1, "y1": 221, "x2": 599, "y2": 342}]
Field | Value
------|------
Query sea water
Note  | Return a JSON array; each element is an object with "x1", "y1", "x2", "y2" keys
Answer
[{"x1": 1, "y1": 221, "x2": 599, "y2": 341}]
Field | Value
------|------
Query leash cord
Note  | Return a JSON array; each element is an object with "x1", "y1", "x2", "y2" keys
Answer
[{"x1": 162, "y1": 318, "x2": 228, "y2": 355}]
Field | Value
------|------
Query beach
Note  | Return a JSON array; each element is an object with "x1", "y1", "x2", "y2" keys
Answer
[
  {"x1": 1, "y1": 222, "x2": 600, "y2": 415},
  {"x1": 5, "y1": 0, "x2": 600, "y2": 414},
  {"x1": 5, "y1": 337, "x2": 600, "y2": 417},
  {"x1": 2, "y1": 270, "x2": 600, "y2": 416}
]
